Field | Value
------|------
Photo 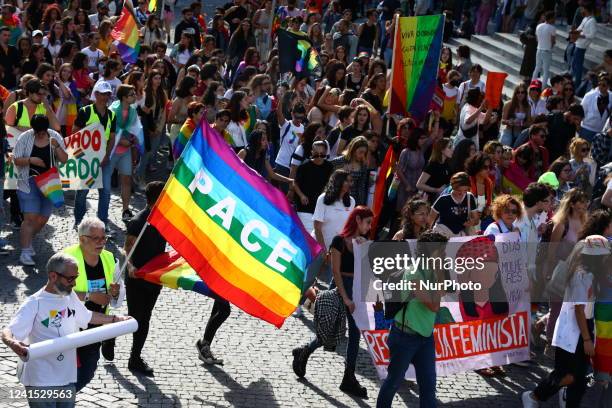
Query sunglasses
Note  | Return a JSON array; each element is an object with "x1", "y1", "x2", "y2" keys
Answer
[
  {"x1": 83, "y1": 235, "x2": 108, "y2": 243},
  {"x1": 55, "y1": 272, "x2": 79, "y2": 283},
  {"x1": 311, "y1": 153, "x2": 326, "y2": 159}
]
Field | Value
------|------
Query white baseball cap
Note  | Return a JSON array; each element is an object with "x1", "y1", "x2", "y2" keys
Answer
[
  {"x1": 92, "y1": 81, "x2": 113, "y2": 95},
  {"x1": 32, "y1": 30, "x2": 43, "y2": 37},
  {"x1": 581, "y1": 235, "x2": 611, "y2": 256}
]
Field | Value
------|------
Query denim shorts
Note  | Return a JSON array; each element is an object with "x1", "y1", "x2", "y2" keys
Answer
[
  {"x1": 17, "y1": 178, "x2": 53, "y2": 217},
  {"x1": 110, "y1": 151, "x2": 132, "y2": 176}
]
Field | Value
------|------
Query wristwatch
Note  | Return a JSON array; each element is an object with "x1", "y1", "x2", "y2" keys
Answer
[{"x1": 84, "y1": 292, "x2": 90, "y2": 302}]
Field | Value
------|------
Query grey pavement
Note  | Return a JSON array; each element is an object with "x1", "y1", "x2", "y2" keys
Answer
[{"x1": 0, "y1": 141, "x2": 607, "y2": 408}]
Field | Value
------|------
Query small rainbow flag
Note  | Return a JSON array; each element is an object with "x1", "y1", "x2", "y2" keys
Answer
[
  {"x1": 594, "y1": 302, "x2": 612, "y2": 373},
  {"x1": 61, "y1": 179, "x2": 71, "y2": 189},
  {"x1": 389, "y1": 15, "x2": 445, "y2": 121},
  {"x1": 111, "y1": 0, "x2": 141, "y2": 64},
  {"x1": 136, "y1": 250, "x2": 213, "y2": 296},
  {"x1": 34, "y1": 168, "x2": 64, "y2": 208},
  {"x1": 277, "y1": 29, "x2": 321, "y2": 78},
  {"x1": 72, "y1": 148, "x2": 85, "y2": 159},
  {"x1": 172, "y1": 118, "x2": 196, "y2": 160},
  {"x1": 148, "y1": 120, "x2": 323, "y2": 327},
  {"x1": 85, "y1": 177, "x2": 95, "y2": 188}
]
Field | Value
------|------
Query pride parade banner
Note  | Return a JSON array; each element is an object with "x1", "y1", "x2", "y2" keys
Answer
[
  {"x1": 3, "y1": 126, "x2": 23, "y2": 190},
  {"x1": 352, "y1": 233, "x2": 531, "y2": 379},
  {"x1": 3, "y1": 124, "x2": 106, "y2": 190},
  {"x1": 57, "y1": 124, "x2": 106, "y2": 190},
  {"x1": 389, "y1": 15, "x2": 445, "y2": 121}
]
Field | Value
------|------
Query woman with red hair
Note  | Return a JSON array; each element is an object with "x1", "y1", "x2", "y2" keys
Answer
[{"x1": 292, "y1": 205, "x2": 373, "y2": 399}]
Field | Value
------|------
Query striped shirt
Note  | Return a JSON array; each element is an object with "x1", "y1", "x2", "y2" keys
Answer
[{"x1": 13, "y1": 129, "x2": 66, "y2": 193}]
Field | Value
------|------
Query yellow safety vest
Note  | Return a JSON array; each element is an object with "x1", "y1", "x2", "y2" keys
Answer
[
  {"x1": 82, "y1": 104, "x2": 115, "y2": 141},
  {"x1": 64, "y1": 244, "x2": 115, "y2": 314},
  {"x1": 10, "y1": 101, "x2": 47, "y2": 128}
]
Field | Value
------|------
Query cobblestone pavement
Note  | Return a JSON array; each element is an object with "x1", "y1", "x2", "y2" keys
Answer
[{"x1": 1, "y1": 145, "x2": 607, "y2": 408}]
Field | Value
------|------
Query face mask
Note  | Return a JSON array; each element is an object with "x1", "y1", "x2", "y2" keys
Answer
[{"x1": 450, "y1": 79, "x2": 460, "y2": 87}]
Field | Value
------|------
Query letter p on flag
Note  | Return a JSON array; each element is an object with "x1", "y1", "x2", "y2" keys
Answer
[{"x1": 485, "y1": 72, "x2": 508, "y2": 110}]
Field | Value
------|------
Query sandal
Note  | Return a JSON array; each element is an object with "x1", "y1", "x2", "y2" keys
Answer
[
  {"x1": 475, "y1": 368, "x2": 497, "y2": 377},
  {"x1": 491, "y1": 366, "x2": 507, "y2": 376}
]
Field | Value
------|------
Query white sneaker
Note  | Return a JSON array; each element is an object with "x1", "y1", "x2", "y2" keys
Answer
[
  {"x1": 558, "y1": 387, "x2": 567, "y2": 408},
  {"x1": 19, "y1": 252, "x2": 35, "y2": 266},
  {"x1": 521, "y1": 391, "x2": 539, "y2": 408}
]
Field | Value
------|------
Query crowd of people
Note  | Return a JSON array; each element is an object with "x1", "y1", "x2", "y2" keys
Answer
[{"x1": 0, "y1": 0, "x2": 611, "y2": 407}]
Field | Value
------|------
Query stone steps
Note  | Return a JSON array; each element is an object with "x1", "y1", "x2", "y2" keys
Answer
[{"x1": 444, "y1": 23, "x2": 608, "y2": 99}]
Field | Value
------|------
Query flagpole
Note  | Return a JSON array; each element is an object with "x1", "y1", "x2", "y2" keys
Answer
[{"x1": 119, "y1": 221, "x2": 149, "y2": 280}]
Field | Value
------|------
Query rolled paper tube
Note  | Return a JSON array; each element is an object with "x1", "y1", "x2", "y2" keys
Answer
[{"x1": 21, "y1": 319, "x2": 138, "y2": 362}]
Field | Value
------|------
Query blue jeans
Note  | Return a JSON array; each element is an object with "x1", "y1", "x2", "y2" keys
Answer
[
  {"x1": 75, "y1": 345, "x2": 100, "y2": 392},
  {"x1": 306, "y1": 276, "x2": 360, "y2": 373},
  {"x1": 377, "y1": 325, "x2": 437, "y2": 408},
  {"x1": 25, "y1": 384, "x2": 76, "y2": 408},
  {"x1": 74, "y1": 162, "x2": 111, "y2": 225},
  {"x1": 571, "y1": 47, "x2": 586, "y2": 87}
]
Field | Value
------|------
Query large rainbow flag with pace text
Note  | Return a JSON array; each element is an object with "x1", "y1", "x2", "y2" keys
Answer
[
  {"x1": 389, "y1": 15, "x2": 445, "y2": 121},
  {"x1": 111, "y1": 0, "x2": 141, "y2": 64},
  {"x1": 147, "y1": 120, "x2": 323, "y2": 328}
]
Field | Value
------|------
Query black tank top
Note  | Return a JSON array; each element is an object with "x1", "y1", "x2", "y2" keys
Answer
[
  {"x1": 29, "y1": 143, "x2": 51, "y2": 176},
  {"x1": 358, "y1": 24, "x2": 377, "y2": 47}
]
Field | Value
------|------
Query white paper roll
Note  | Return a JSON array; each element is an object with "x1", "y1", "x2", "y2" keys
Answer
[{"x1": 22, "y1": 319, "x2": 138, "y2": 362}]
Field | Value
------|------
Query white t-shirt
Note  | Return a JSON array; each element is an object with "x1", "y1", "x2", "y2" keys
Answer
[
  {"x1": 8, "y1": 288, "x2": 92, "y2": 386},
  {"x1": 311, "y1": 193, "x2": 355, "y2": 250},
  {"x1": 575, "y1": 16, "x2": 597, "y2": 49},
  {"x1": 81, "y1": 47, "x2": 105, "y2": 72},
  {"x1": 226, "y1": 121, "x2": 247, "y2": 149},
  {"x1": 275, "y1": 121, "x2": 304, "y2": 169},
  {"x1": 535, "y1": 22, "x2": 556, "y2": 50},
  {"x1": 42, "y1": 37, "x2": 62, "y2": 59},
  {"x1": 552, "y1": 267, "x2": 594, "y2": 353}
]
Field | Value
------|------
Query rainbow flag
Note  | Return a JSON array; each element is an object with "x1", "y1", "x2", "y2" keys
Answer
[
  {"x1": 277, "y1": 29, "x2": 321, "y2": 78},
  {"x1": 389, "y1": 15, "x2": 445, "y2": 121},
  {"x1": 369, "y1": 146, "x2": 397, "y2": 239},
  {"x1": 172, "y1": 118, "x2": 196, "y2": 160},
  {"x1": 136, "y1": 250, "x2": 213, "y2": 296},
  {"x1": 61, "y1": 179, "x2": 71, "y2": 189},
  {"x1": 148, "y1": 120, "x2": 323, "y2": 328},
  {"x1": 85, "y1": 177, "x2": 95, "y2": 188},
  {"x1": 595, "y1": 302, "x2": 612, "y2": 373},
  {"x1": 34, "y1": 168, "x2": 64, "y2": 208},
  {"x1": 111, "y1": 1, "x2": 141, "y2": 64}
]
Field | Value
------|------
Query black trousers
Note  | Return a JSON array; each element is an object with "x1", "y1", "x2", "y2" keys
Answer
[
  {"x1": 533, "y1": 328, "x2": 593, "y2": 407},
  {"x1": 202, "y1": 296, "x2": 231, "y2": 343},
  {"x1": 125, "y1": 276, "x2": 162, "y2": 359}
]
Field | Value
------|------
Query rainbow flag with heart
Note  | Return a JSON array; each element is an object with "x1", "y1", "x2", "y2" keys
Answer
[
  {"x1": 34, "y1": 167, "x2": 64, "y2": 208},
  {"x1": 389, "y1": 15, "x2": 445, "y2": 122},
  {"x1": 147, "y1": 120, "x2": 323, "y2": 328}
]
